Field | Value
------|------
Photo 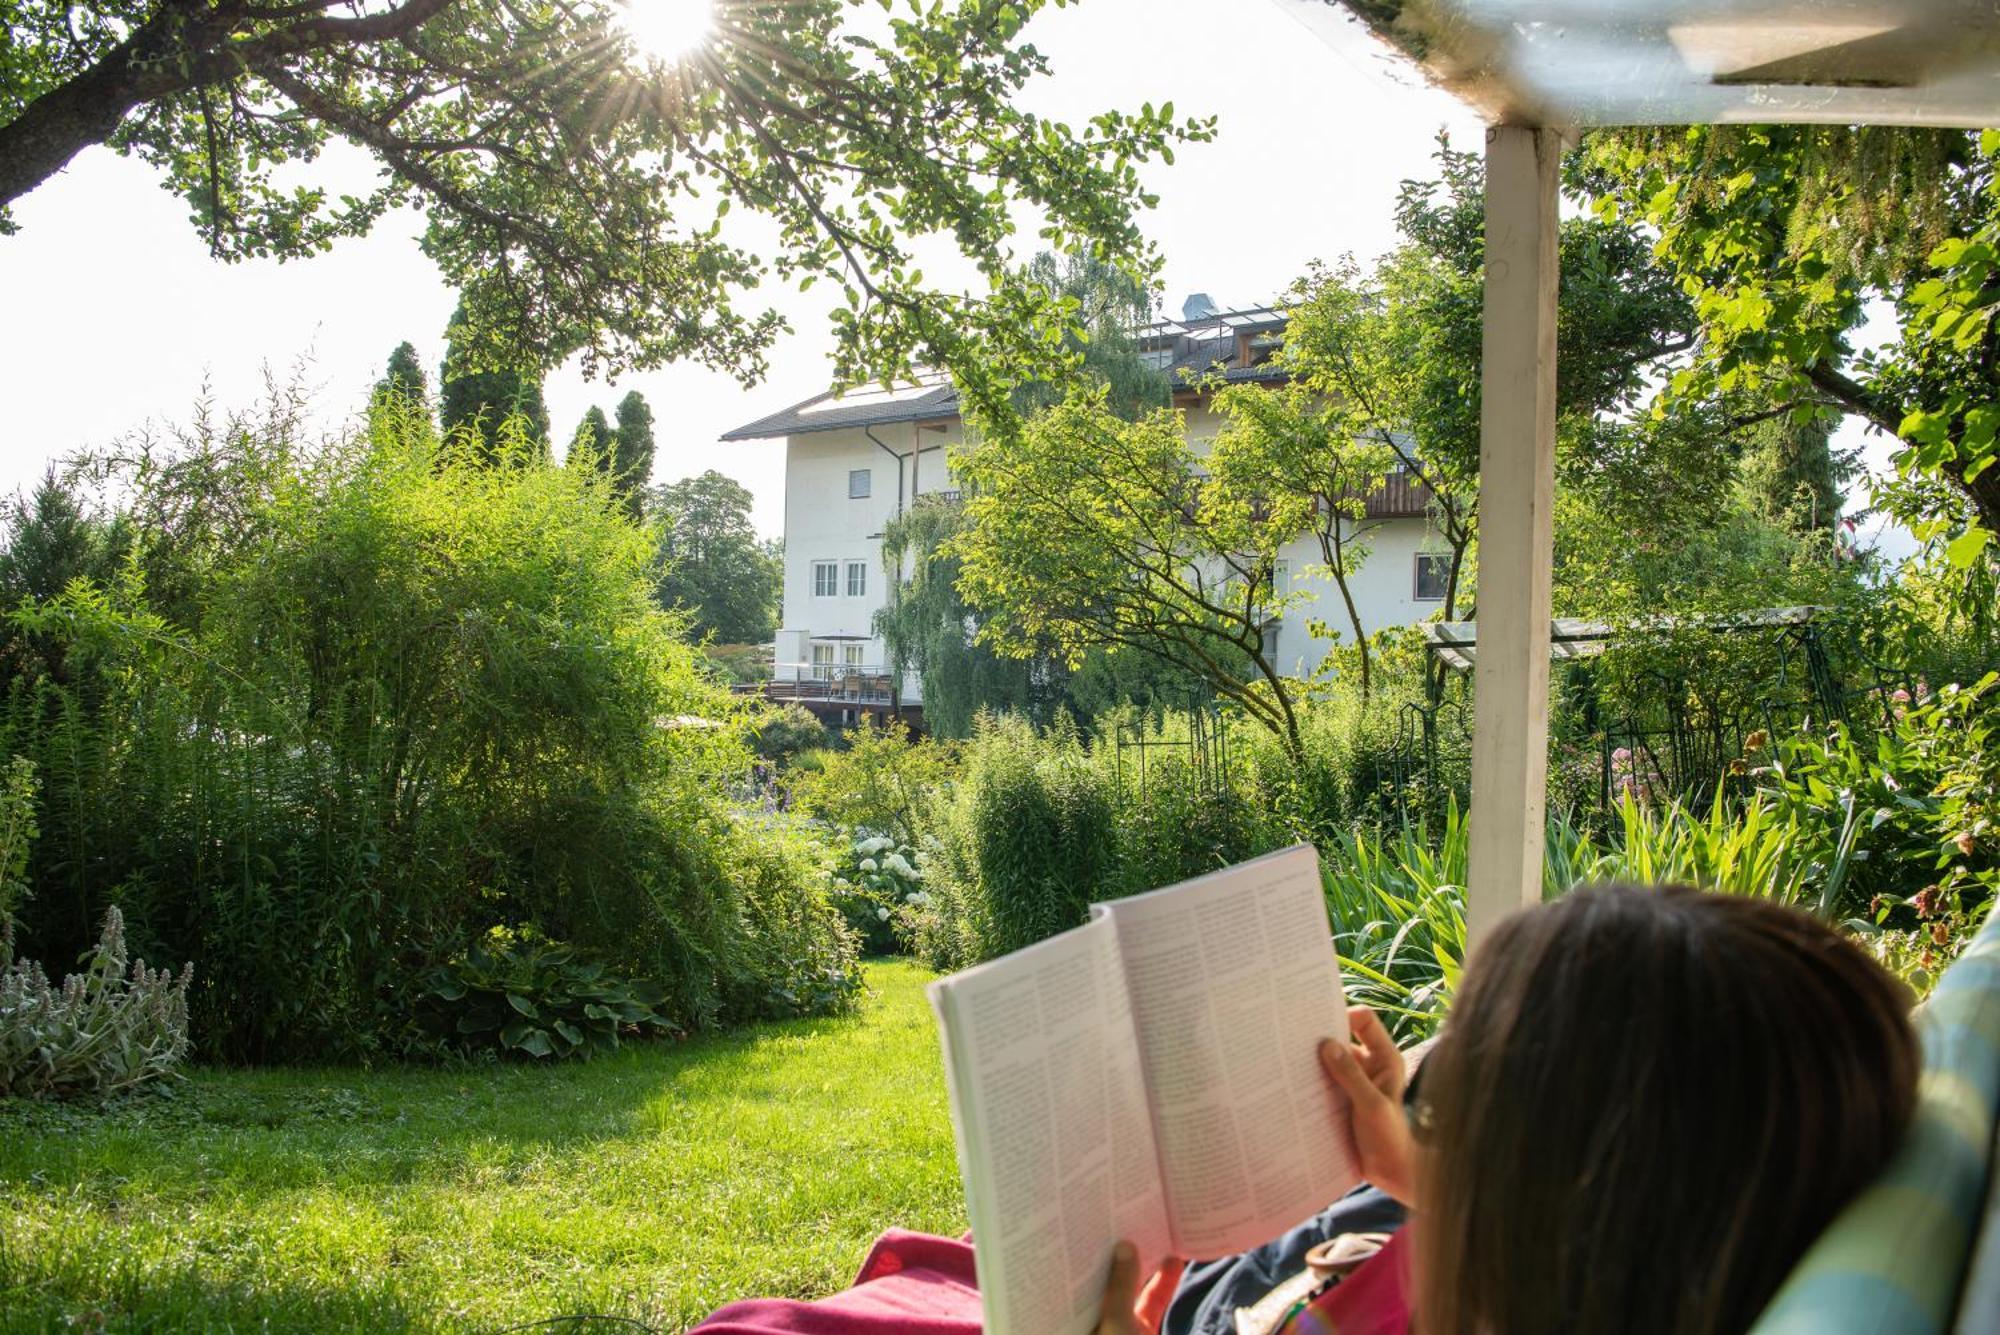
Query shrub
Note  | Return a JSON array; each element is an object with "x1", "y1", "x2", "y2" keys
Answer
[
  {"x1": 1099, "y1": 709, "x2": 1266, "y2": 895},
  {"x1": 910, "y1": 715, "x2": 1116, "y2": 964},
  {"x1": 1238, "y1": 672, "x2": 1468, "y2": 843},
  {"x1": 829, "y1": 832, "x2": 926, "y2": 955},
  {"x1": 722, "y1": 819, "x2": 863, "y2": 1018},
  {"x1": 753, "y1": 703, "x2": 829, "y2": 763},
  {"x1": 0, "y1": 755, "x2": 34, "y2": 945},
  {"x1": 790, "y1": 720, "x2": 958, "y2": 844},
  {"x1": 1, "y1": 907, "x2": 192, "y2": 1099},
  {"x1": 0, "y1": 403, "x2": 852, "y2": 1061},
  {"x1": 416, "y1": 932, "x2": 673, "y2": 1060}
]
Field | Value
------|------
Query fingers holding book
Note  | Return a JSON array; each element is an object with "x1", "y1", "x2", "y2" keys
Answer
[
  {"x1": 1095, "y1": 1241, "x2": 1186, "y2": 1335},
  {"x1": 1319, "y1": 1009, "x2": 1419, "y2": 1208}
]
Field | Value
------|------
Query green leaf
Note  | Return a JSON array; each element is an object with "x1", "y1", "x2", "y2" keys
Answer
[
  {"x1": 506, "y1": 992, "x2": 540, "y2": 1018},
  {"x1": 1945, "y1": 526, "x2": 1993, "y2": 570}
]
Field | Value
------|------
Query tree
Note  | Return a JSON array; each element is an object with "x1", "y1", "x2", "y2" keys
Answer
[
  {"x1": 1, "y1": 0, "x2": 1207, "y2": 415},
  {"x1": 1205, "y1": 377, "x2": 1395, "y2": 700},
  {"x1": 1014, "y1": 251, "x2": 1169, "y2": 419},
  {"x1": 1578, "y1": 126, "x2": 2000, "y2": 574},
  {"x1": 611, "y1": 391, "x2": 656, "y2": 519},
  {"x1": 1276, "y1": 137, "x2": 1725, "y2": 680},
  {"x1": 569, "y1": 405, "x2": 616, "y2": 474},
  {"x1": 0, "y1": 470, "x2": 129, "y2": 684},
  {"x1": 652, "y1": 471, "x2": 780, "y2": 643},
  {"x1": 440, "y1": 302, "x2": 549, "y2": 461},
  {"x1": 876, "y1": 500, "x2": 1041, "y2": 738},
  {"x1": 876, "y1": 250, "x2": 1166, "y2": 734},
  {"x1": 1742, "y1": 412, "x2": 1849, "y2": 537},
  {"x1": 373, "y1": 340, "x2": 429, "y2": 413},
  {"x1": 952, "y1": 389, "x2": 1306, "y2": 756}
]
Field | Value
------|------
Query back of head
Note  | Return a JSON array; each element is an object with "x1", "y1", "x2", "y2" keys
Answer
[{"x1": 1415, "y1": 885, "x2": 1919, "y2": 1334}]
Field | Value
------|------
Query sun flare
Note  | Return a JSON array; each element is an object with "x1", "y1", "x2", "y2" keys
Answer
[{"x1": 621, "y1": 0, "x2": 714, "y2": 65}]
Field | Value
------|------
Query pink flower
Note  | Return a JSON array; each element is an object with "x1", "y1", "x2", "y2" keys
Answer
[
  {"x1": 1612, "y1": 747, "x2": 1632, "y2": 764},
  {"x1": 1891, "y1": 688, "x2": 1911, "y2": 704}
]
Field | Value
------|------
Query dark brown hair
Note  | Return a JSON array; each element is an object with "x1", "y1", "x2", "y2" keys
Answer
[{"x1": 1414, "y1": 885, "x2": 1919, "y2": 1334}]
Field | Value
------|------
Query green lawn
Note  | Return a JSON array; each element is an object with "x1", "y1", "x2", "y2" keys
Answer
[{"x1": 0, "y1": 959, "x2": 965, "y2": 1333}]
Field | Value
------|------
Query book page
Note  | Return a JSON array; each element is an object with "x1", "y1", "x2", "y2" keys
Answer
[
  {"x1": 1099, "y1": 844, "x2": 1359, "y2": 1258},
  {"x1": 928, "y1": 915, "x2": 1173, "y2": 1335}
]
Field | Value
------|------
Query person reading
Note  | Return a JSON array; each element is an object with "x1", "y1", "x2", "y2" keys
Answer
[
  {"x1": 697, "y1": 876, "x2": 1919, "y2": 1335},
  {"x1": 1098, "y1": 882, "x2": 1920, "y2": 1335}
]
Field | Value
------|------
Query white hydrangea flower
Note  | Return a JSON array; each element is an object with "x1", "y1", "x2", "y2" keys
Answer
[
  {"x1": 856, "y1": 835, "x2": 894, "y2": 856},
  {"x1": 857, "y1": 857, "x2": 879, "y2": 873},
  {"x1": 876, "y1": 906, "x2": 892, "y2": 921},
  {"x1": 882, "y1": 852, "x2": 915, "y2": 878}
]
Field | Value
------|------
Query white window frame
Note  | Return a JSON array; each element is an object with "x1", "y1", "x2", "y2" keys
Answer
[
  {"x1": 843, "y1": 643, "x2": 865, "y2": 669},
  {"x1": 846, "y1": 560, "x2": 867, "y2": 598},
  {"x1": 1414, "y1": 553, "x2": 1450, "y2": 602},
  {"x1": 848, "y1": 468, "x2": 872, "y2": 499},
  {"x1": 811, "y1": 644, "x2": 835, "y2": 680},
  {"x1": 812, "y1": 561, "x2": 839, "y2": 598}
]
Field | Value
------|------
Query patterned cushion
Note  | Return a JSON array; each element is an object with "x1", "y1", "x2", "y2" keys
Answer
[
  {"x1": 1751, "y1": 905, "x2": 2000, "y2": 1334},
  {"x1": 1955, "y1": 1115, "x2": 2000, "y2": 1334}
]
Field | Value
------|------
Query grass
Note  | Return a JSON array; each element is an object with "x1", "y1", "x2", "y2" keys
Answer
[{"x1": 0, "y1": 959, "x2": 964, "y2": 1333}]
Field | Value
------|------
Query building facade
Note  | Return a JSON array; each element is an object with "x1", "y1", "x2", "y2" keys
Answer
[{"x1": 722, "y1": 302, "x2": 1455, "y2": 726}]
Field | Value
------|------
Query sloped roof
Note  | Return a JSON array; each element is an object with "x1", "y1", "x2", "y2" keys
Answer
[
  {"x1": 721, "y1": 306, "x2": 1290, "y2": 441},
  {"x1": 720, "y1": 382, "x2": 960, "y2": 441}
]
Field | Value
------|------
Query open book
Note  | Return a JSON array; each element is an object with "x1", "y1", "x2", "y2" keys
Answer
[{"x1": 927, "y1": 844, "x2": 1359, "y2": 1335}]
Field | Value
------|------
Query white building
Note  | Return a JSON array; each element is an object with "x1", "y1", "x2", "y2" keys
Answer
[{"x1": 721, "y1": 301, "x2": 1455, "y2": 728}]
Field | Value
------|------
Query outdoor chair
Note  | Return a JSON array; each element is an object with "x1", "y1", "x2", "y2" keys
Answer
[{"x1": 1751, "y1": 898, "x2": 2000, "y2": 1333}]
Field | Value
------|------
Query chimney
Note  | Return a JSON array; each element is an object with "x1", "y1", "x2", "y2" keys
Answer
[{"x1": 1181, "y1": 292, "x2": 1220, "y2": 322}]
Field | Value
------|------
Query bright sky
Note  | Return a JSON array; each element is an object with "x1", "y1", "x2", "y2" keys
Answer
[{"x1": 0, "y1": 0, "x2": 1912, "y2": 558}]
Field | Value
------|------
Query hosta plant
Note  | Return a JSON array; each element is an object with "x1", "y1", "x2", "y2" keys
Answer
[
  {"x1": 417, "y1": 935, "x2": 674, "y2": 1060},
  {"x1": 1, "y1": 906, "x2": 193, "y2": 1099}
]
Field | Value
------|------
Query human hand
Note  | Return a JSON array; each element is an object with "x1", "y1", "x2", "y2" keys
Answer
[
  {"x1": 1095, "y1": 1241, "x2": 1186, "y2": 1335},
  {"x1": 1318, "y1": 1006, "x2": 1419, "y2": 1207}
]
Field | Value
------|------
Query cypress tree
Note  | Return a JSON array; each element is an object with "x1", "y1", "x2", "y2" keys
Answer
[
  {"x1": 375, "y1": 341, "x2": 428, "y2": 406},
  {"x1": 612, "y1": 391, "x2": 657, "y2": 519},
  {"x1": 571, "y1": 407, "x2": 616, "y2": 477},
  {"x1": 1743, "y1": 412, "x2": 1847, "y2": 535},
  {"x1": 438, "y1": 303, "x2": 550, "y2": 464}
]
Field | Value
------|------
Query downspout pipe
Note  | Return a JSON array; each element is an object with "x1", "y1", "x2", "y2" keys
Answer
[
  {"x1": 863, "y1": 424, "x2": 907, "y2": 722},
  {"x1": 863, "y1": 425, "x2": 906, "y2": 521}
]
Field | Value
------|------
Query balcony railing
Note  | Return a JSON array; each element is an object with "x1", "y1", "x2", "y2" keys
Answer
[{"x1": 761, "y1": 665, "x2": 898, "y2": 705}]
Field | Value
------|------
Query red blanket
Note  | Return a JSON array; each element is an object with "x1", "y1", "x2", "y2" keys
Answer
[
  {"x1": 694, "y1": 1227, "x2": 1412, "y2": 1335},
  {"x1": 694, "y1": 1231, "x2": 984, "y2": 1334}
]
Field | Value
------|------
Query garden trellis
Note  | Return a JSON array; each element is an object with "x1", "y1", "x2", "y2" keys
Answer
[{"x1": 1400, "y1": 608, "x2": 1924, "y2": 823}]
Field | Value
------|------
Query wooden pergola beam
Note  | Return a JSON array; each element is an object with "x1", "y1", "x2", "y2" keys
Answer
[{"x1": 1465, "y1": 124, "x2": 1562, "y2": 943}]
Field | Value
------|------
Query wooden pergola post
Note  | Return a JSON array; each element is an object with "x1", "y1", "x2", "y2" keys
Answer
[{"x1": 1466, "y1": 125, "x2": 1562, "y2": 945}]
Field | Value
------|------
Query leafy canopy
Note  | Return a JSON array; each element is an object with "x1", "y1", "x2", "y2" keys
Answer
[
  {"x1": 650, "y1": 469, "x2": 780, "y2": 644},
  {"x1": 952, "y1": 388, "x2": 1307, "y2": 753},
  {"x1": 1578, "y1": 126, "x2": 2000, "y2": 576},
  {"x1": 1, "y1": 0, "x2": 1210, "y2": 411}
]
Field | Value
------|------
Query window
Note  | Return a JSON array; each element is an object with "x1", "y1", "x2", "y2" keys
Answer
[
  {"x1": 813, "y1": 561, "x2": 838, "y2": 597},
  {"x1": 811, "y1": 644, "x2": 835, "y2": 680},
  {"x1": 848, "y1": 468, "x2": 872, "y2": 499},
  {"x1": 1414, "y1": 553, "x2": 1450, "y2": 601},
  {"x1": 844, "y1": 644, "x2": 865, "y2": 668},
  {"x1": 846, "y1": 561, "x2": 867, "y2": 597}
]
